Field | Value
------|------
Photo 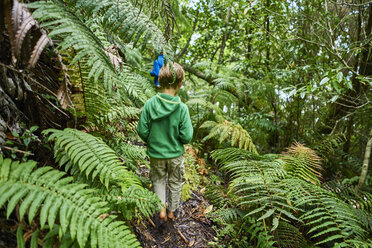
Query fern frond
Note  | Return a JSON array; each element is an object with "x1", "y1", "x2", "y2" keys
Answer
[
  {"x1": 29, "y1": 1, "x2": 118, "y2": 92},
  {"x1": 211, "y1": 148, "x2": 263, "y2": 166},
  {"x1": 205, "y1": 185, "x2": 229, "y2": 208},
  {"x1": 111, "y1": 186, "x2": 162, "y2": 219},
  {"x1": 30, "y1": 0, "x2": 172, "y2": 56},
  {"x1": 325, "y1": 180, "x2": 372, "y2": 212},
  {"x1": 44, "y1": 128, "x2": 141, "y2": 190},
  {"x1": 281, "y1": 142, "x2": 323, "y2": 185},
  {"x1": 117, "y1": 67, "x2": 156, "y2": 107},
  {"x1": 208, "y1": 208, "x2": 241, "y2": 223},
  {"x1": 111, "y1": 140, "x2": 148, "y2": 166},
  {"x1": 222, "y1": 159, "x2": 298, "y2": 228},
  {"x1": 313, "y1": 133, "x2": 346, "y2": 159},
  {"x1": 286, "y1": 178, "x2": 367, "y2": 246},
  {"x1": 213, "y1": 88, "x2": 238, "y2": 108},
  {"x1": 0, "y1": 155, "x2": 141, "y2": 248},
  {"x1": 274, "y1": 222, "x2": 308, "y2": 248},
  {"x1": 186, "y1": 98, "x2": 223, "y2": 115},
  {"x1": 201, "y1": 120, "x2": 258, "y2": 154}
]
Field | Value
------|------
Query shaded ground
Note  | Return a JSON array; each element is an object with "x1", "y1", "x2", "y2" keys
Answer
[
  {"x1": 132, "y1": 190, "x2": 216, "y2": 248},
  {"x1": 0, "y1": 215, "x2": 17, "y2": 248}
]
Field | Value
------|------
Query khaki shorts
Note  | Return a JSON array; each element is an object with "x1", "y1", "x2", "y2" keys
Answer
[{"x1": 150, "y1": 155, "x2": 184, "y2": 212}]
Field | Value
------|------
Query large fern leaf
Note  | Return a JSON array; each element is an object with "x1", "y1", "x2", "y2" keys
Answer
[
  {"x1": 0, "y1": 155, "x2": 140, "y2": 248},
  {"x1": 286, "y1": 178, "x2": 367, "y2": 246},
  {"x1": 44, "y1": 128, "x2": 141, "y2": 190},
  {"x1": 201, "y1": 119, "x2": 258, "y2": 154},
  {"x1": 281, "y1": 142, "x2": 323, "y2": 185}
]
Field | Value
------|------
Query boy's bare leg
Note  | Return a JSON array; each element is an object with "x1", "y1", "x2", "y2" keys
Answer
[
  {"x1": 160, "y1": 207, "x2": 167, "y2": 221},
  {"x1": 167, "y1": 211, "x2": 175, "y2": 221},
  {"x1": 167, "y1": 156, "x2": 184, "y2": 221},
  {"x1": 150, "y1": 158, "x2": 168, "y2": 221}
]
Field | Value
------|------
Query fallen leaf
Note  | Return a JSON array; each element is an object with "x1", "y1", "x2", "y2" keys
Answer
[{"x1": 203, "y1": 205, "x2": 213, "y2": 215}]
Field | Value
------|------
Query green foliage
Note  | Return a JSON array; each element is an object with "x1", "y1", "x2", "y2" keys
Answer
[
  {"x1": 5, "y1": 125, "x2": 39, "y2": 161},
  {"x1": 312, "y1": 133, "x2": 346, "y2": 160},
  {"x1": 181, "y1": 153, "x2": 201, "y2": 201},
  {"x1": 211, "y1": 147, "x2": 263, "y2": 165},
  {"x1": 201, "y1": 119, "x2": 258, "y2": 154},
  {"x1": 210, "y1": 144, "x2": 371, "y2": 247},
  {"x1": 43, "y1": 128, "x2": 162, "y2": 220},
  {"x1": 0, "y1": 155, "x2": 141, "y2": 248},
  {"x1": 109, "y1": 186, "x2": 162, "y2": 219},
  {"x1": 274, "y1": 222, "x2": 310, "y2": 248},
  {"x1": 109, "y1": 138, "x2": 148, "y2": 171},
  {"x1": 29, "y1": 1, "x2": 118, "y2": 92},
  {"x1": 281, "y1": 142, "x2": 323, "y2": 185},
  {"x1": 287, "y1": 178, "x2": 367, "y2": 246},
  {"x1": 44, "y1": 128, "x2": 141, "y2": 190}
]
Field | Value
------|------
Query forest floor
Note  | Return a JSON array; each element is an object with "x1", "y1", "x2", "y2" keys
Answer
[{"x1": 132, "y1": 189, "x2": 216, "y2": 248}]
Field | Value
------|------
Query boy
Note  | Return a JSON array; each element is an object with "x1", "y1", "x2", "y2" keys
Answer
[{"x1": 137, "y1": 62, "x2": 193, "y2": 221}]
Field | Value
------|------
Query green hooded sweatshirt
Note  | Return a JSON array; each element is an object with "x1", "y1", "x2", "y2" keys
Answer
[{"x1": 137, "y1": 93, "x2": 193, "y2": 159}]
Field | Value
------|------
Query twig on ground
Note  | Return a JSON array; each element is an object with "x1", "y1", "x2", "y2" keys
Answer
[
  {"x1": 147, "y1": 217, "x2": 156, "y2": 228},
  {"x1": 161, "y1": 235, "x2": 171, "y2": 244},
  {"x1": 177, "y1": 229, "x2": 189, "y2": 244},
  {"x1": 1, "y1": 146, "x2": 34, "y2": 155}
]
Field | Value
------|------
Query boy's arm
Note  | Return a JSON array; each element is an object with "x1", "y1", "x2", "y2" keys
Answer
[
  {"x1": 137, "y1": 104, "x2": 150, "y2": 142},
  {"x1": 179, "y1": 106, "x2": 193, "y2": 144}
]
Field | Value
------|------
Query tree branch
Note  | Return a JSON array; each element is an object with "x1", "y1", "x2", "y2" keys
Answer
[
  {"x1": 182, "y1": 64, "x2": 215, "y2": 85},
  {"x1": 176, "y1": 12, "x2": 199, "y2": 61}
]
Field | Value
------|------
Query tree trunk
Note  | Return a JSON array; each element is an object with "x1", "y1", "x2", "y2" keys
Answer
[
  {"x1": 320, "y1": 4, "x2": 372, "y2": 135},
  {"x1": 265, "y1": 0, "x2": 270, "y2": 70},
  {"x1": 218, "y1": 6, "x2": 231, "y2": 64},
  {"x1": 358, "y1": 129, "x2": 372, "y2": 190}
]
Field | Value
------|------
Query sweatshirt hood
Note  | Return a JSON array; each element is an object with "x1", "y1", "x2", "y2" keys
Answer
[{"x1": 148, "y1": 93, "x2": 181, "y2": 120}]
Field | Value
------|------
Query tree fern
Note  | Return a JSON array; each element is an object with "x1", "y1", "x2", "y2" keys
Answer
[
  {"x1": 201, "y1": 119, "x2": 258, "y2": 154},
  {"x1": 0, "y1": 155, "x2": 141, "y2": 248},
  {"x1": 29, "y1": 1, "x2": 118, "y2": 92},
  {"x1": 44, "y1": 128, "x2": 141, "y2": 190},
  {"x1": 29, "y1": 0, "x2": 170, "y2": 97},
  {"x1": 117, "y1": 67, "x2": 156, "y2": 107}
]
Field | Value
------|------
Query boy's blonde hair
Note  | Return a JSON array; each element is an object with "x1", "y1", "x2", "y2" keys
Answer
[{"x1": 159, "y1": 62, "x2": 184, "y2": 89}]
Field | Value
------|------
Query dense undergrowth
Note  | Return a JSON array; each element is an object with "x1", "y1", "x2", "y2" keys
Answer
[{"x1": 1, "y1": 0, "x2": 372, "y2": 247}]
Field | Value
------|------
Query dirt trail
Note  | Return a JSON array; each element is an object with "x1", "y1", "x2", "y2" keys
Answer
[{"x1": 133, "y1": 190, "x2": 216, "y2": 248}]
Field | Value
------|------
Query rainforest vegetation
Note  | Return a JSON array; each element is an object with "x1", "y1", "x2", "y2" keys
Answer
[{"x1": 0, "y1": 0, "x2": 371, "y2": 247}]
